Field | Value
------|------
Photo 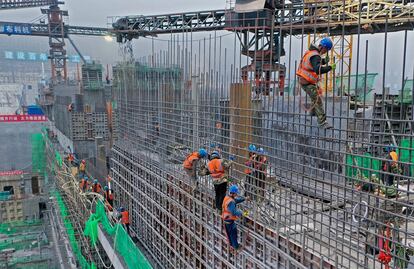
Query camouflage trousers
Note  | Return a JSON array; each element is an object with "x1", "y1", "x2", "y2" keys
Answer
[{"x1": 301, "y1": 83, "x2": 326, "y2": 124}]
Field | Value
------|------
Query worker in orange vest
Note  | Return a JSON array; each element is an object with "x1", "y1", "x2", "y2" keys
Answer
[
  {"x1": 79, "y1": 176, "x2": 89, "y2": 192},
  {"x1": 253, "y1": 147, "x2": 268, "y2": 201},
  {"x1": 78, "y1": 160, "x2": 86, "y2": 179},
  {"x1": 118, "y1": 207, "x2": 130, "y2": 235},
  {"x1": 296, "y1": 37, "x2": 336, "y2": 129},
  {"x1": 104, "y1": 186, "x2": 114, "y2": 211},
  {"x1": 183, "y1": 148, "x2": 208, "y2": 191},
  {"x1": 382, "y1": 144, "x2": 401, "y2": 186},
  {"x1": 207, "y1": 151, "x2": 232, "y2": 212},
  {"x1": 222, "y1": 185, "x2": 247, "y2": 251},
  {"x1": 91, "y1": 179, "x2": 102, "y2": 193},
  {"x1": 244, "y1": 144, "x2": 257, "y2": 199}
]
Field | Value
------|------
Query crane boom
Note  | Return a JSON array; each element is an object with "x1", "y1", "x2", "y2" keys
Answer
[
  {"x1": 111, "y1": 1, "x2": 414, "y2": 41},
  {"x1": 0, "y1": 21, "x2": 109, "y2": 36},
  {"x1": 0, "y1": 0, "x2": 62, "y2": 10}
]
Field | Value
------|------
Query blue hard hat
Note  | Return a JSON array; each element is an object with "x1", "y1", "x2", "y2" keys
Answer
[
  {"x1": 104, "y1": 186, "x2": 109, "y2": 191},
  {"x1": 257, "y1": 147, "x2": 264, "y2": 154},
  {"x1": 94, "y1": 179, "x2": 98, "y2": 184},
  {"x1": 319, "y1": 37, "x2": 333, "y2": 51},
  {"x1": 198, "y1": 148, "x2": 208, "y2": 158},
  {"x1": 118, "y1": 207, "x2": 124, "y2": 212},
  {"x1": 229, "y1": 185, "x2": 239, "y2": 195},
  {"x1": 84, "y1": 176, "x2": 89, "y2": 180},
  {"x1": 211, "y1": 151, "x2": 220, "y2": 159},
  {"x1": 386, "y1": 144, "x2": 396, "y2": 152},
  {"x1": 248, "y1": 144, "x2": 257, "y2": 152}
]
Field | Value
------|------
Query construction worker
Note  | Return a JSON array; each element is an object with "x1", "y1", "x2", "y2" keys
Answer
[
  {"x1": 183, "y1": 148, "x2": 208, "y2": 191},
  {"x1": 254, "y1": 147, "x2": 268, "y2": 201},
  {"x1": 104, "y1": 186, "x2": 114, "y2": 211},
  {"x1": 296, "y1": 37, "x2": 336, "y2": 129},
  {"x1": 80, "y1": 176, "x2": 89, "y2": 192},
  {"x1": 79, "y1": 159, "x2": 86, "y2": 179},
  {"x1": 118, "y1": 207, "x2": 130, "y2": 235},
  {"x1": 382, "y1": 144, "x2": 401, "y2": 186},
  {"x1": 244, "y1": 144, "x2": 257, "y2": 199},
  {"x1": 207, "y1": 151, "x2": 232, "y2": 212},
  {"x1": 91, "y1": 179, "x2": 102, "y2": 193},
  {"x1": 222, "y1": 185, "x2": 247, "y2": 251}
]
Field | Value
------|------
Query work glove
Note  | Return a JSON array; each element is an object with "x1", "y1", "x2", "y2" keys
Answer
[
  {"x1": 243, "y1": 210, "x2": 249, "y2": 217},
  {"x1": 324, "y1": 55, "x2": 330, "y2": 64},
  {"x1": 330, "y1": 63, "x2": 336, "y2": 71}
]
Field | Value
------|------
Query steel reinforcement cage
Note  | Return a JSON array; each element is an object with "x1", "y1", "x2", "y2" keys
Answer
[{"x1": 110, "y1": 3, "x2": 414, "y2": 268}]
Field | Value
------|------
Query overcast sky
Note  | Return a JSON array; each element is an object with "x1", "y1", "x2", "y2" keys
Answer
[{"x1": 0, "y1": 1, "x2": 413, "y2": 90}]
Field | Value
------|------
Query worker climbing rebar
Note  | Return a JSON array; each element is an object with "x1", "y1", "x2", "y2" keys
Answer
[
  {"x1": 91, "y1": 179, "x2": 102, "y2": 193},
  {"x1": 183, "y1": 148, "x2": 208, "y2": 192},
  {"x1": 79, "y1": 176, "x2": 89, "y2": 192},
  {"x1": 253, "y1": 147, "x2": 268, "y2": 202},
  {"x1": 296, "y1": 37, "x2": 336, "y2": 129},
  {"x1": 244, "y1": 144, "x2": 257, "y2": 200},
  {"x1": 118, "y1": 207, "x2": 130, "y2": 235},
  {"x1": 207, "y1": 151, "x2": 232, "y2": 213},
  {"x1": 78, "y1": 159, "x2": 86, "y2": 179},
  {"x1": 222, "y1": 185, "x2": 248, "y2": 251},
  {"x1": 104, "y1": 186, "x2": 114, "y2": 211}
]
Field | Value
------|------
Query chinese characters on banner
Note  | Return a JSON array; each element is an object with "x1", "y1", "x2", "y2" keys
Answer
[
  {"x1": 3, "y1": 51, "x2": 90, "y2": 63},
  {"x1": 0, "y1": 170, "x2": 24, "y2": 176},
  {"x1": 0, "y1": 115, "x2": 47, "y2": 122}
]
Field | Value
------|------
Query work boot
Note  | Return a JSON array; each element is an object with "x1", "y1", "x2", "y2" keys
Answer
[{"x1": 319, "y1": 121, "x2": 333, "y2": 129}]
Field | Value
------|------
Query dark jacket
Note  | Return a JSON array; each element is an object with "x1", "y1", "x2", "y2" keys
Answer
[{"x1": 308, "y1": 44, "x2": 332, "y2": 75}]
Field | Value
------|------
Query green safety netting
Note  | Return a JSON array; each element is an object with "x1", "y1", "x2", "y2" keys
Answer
[
  {"x1": 84, "y1": 202, "x2": 152, "y2": 269},
  {"x1": 0, "y1": 234, "x2": 48, "y2": 251},
  {"x1": 400, "y1": 79, "x2": 413, "y2": 104},
  {"x1": 0, "y1": 220, "x2": 42, "y2": 234},
  {"x1": 335, "y1": 73, "x2": 378, "y2": 102},
  {"x1": 31, "y1": 133, "x2": 46, "y2": 175},
  {"x1": 55, "y1": 150, "x2": 63, "y2": 168},
  {"x1": 53, "y1": 191, "x2": 96, "y2": 269},
  {"x1": 346, "y1": 139, "x2": 414, "y2": 179}
]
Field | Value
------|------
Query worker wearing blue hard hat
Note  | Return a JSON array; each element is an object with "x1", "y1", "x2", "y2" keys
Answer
[
  {"x1": 245, "y1": 144, "x2": 257, "y2": 199},
  {"x1": 183, "y1": 148, "x2": 209, "y2": 192},
  {"x1": 222, "y1": 184, "x2": 247, "y2": 251},
  {"x1": 296, "y1": 37, "x2": 335, "y2": 129}
]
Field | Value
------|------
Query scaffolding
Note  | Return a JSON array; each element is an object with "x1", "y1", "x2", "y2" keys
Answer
[{"x1": 109, "y1": 5, "x2": 414, "y2": 267}]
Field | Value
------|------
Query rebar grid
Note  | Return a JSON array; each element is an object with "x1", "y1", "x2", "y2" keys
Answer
[{"x1": 110, "y1": 2, "x2": 414, "y2": 268}]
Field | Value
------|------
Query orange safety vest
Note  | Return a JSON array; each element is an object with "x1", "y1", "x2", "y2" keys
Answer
[
  {"x1": 80, "y1": 179, "x2": 88, "y2": 190},
  {"x1": 222, "y1": 196, "x2": 238, "y2": 221},
  {"x1": 121, "y1": 211, "x2": 130, "y2": 224},
  {"x1": 244, "y1": 154, "x2": 255, "y2": 175},
  {"x1": 92, "y1": 183, "x2": 101, "y2": 193},
  {"x1": 255, "y1": 156, "x2": 268, "y2": 171},
  {"x1": 207, "y1": 159, "x2": 225, "y2": 179},
  {"x1": 296, "y1": 50, "x2": 320, "y2": 84},
  {"x1": 183, "y1": 152, "x2": 199, "y2": 170}
]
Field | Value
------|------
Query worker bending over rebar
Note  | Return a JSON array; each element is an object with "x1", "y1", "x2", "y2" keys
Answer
[
  {"x1": 296, "y1": 37, "x2": 336, "y2": 129},
  {"x1": 183, "y1": 148, "x2": 208, "y2": 191}
]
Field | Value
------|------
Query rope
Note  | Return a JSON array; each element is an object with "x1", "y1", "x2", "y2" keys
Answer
[{"x1": 378, "y1": 222, "x2": 392, "y2": 268}]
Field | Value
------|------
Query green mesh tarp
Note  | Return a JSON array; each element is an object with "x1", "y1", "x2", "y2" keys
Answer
[
  {"x1": 84, "y1": 202, "x2": 152, "y2": 269},
  {"x1": 335, "y1": 73, "x2": 378, "y2": 102},
  {"x1": 347, "y1": 140, "x2": 414, "y2": 179},
  {"x1": 346, "y1": 152, "x2": 381, "y2": 179},
  {"x1": 0, "y1": 220, "x2": 42, "y2": 234},
  {"x1": 400, "y1": 79, "x2": 413, "y2": 104},
  {"x1": 53, "y1": 191, "x2": 96, "y2": 269},
  {"x1": 31, "y1": 133, "x2": 45, "y2": 175}
]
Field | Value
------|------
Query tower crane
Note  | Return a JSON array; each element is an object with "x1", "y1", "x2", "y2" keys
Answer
[
  {"x1": 0, "y1": 0, "x2": 109, "y2": 82},
  {"x1": 111, "y1": 0, "x2": 414, "y2": 94}
]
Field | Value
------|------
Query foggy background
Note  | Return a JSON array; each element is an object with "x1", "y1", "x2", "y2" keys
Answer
[{"x1": 0, "y1": 0, "x2": 413, "y2": 91}]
